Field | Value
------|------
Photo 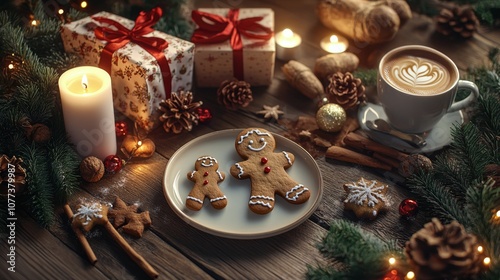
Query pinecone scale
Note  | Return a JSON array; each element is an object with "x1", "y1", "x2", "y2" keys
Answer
[{"x1": 158, "y1": 91, "x2": 203, "y2": 134}]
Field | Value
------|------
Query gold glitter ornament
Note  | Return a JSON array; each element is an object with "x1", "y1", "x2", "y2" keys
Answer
[{"x1": 316, "y1": 103, "x2": 346, "y2": 132}]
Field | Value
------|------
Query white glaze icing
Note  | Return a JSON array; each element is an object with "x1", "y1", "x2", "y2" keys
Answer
[
  {"x1": 237, "y1": 129, "x2": 270, "y2": 144},
  {"x1": 197, "y1": 156, "x2": 217, "y2": 167},
  {"x1": 282, "y1": 151, "x2": 292, "y2": 165},
  {"x1": 210, "y1": 196, "x2": 227, "y2": 202},
  {"x1": 285, "y1": 184, "x2": 309, "y2": 201},
  {"x1": 186, "y1": 196, "x2": 203, "y2": 204},
  {"x1": 235, "y1": 163, "x2": 244, "y2": 178}
]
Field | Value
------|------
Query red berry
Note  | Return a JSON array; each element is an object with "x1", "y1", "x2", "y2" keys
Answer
[
  {"x1": 399, "y1": 199, "x2": 419, "y2": 217},
  {"x1": 104, "y1": 155, "x2": 123, "y2": 174},
  {"x1": 115, "y1": 121, "x2": 128, "y2": 137},
  {"x1": 197, "y1": 108, "x2": 212, "y2": 123}
]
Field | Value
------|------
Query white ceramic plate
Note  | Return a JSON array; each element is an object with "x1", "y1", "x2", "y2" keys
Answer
[
  {"x1": 358, "y1": 102, "x2": 464, "y2": 153},
  {"x1": 163, "y1": 129, "x2": 323, "y2": 239}
]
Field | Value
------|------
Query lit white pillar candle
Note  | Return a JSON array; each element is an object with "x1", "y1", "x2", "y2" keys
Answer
[
  {"x1": 320, "y1": 35, "x2": 348, "y2": 53},
  {"x1": 58, "y1": 66, "x2": 116, "y2": 160},
  {"x1": 275, "y1": 28, "x2": 302, "y2": 60}
]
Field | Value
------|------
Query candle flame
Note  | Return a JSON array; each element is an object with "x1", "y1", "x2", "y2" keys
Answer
[
  {"x1": 81, "y1": 74, "x2": 88, "y2": 91},
  {"x1": 283, "y1": 28, "x2": 293, "y2": 38},
  {"x1": 330, "y1": 35, "x2": 339, "y2": 43}
]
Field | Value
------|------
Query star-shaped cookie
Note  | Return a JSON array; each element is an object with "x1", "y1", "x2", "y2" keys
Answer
[
  {"x1": 108, "y1": 197, "x2": 152, "y2": 238},
  {"x1": 343, "y1": 177, "x2": 388, "y2": 220},
  {"x1": 256, "y1": 105, "x2": 284, "y2": 121}
]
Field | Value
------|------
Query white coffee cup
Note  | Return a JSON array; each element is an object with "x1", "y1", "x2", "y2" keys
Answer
[{"x1": 377, "y1": 45, "x2": 479, "y2": 133}]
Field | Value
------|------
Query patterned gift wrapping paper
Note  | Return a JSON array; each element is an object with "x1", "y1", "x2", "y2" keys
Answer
[
  {"x1": 61, "y1": 11, "x2": 194, "y2": 131},
  {"x1": 193, "y1": 8, "x2": 275, "y2": 87}
]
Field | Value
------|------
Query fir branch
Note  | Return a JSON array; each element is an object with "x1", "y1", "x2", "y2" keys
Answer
[
  {"x1": 353, "y1": 68, "x2": 378, "y2": 87},
  {"x1": 466, "y1": 179, "x2": 500, "y2": 262},
  {"x1": 19, "y1": 143, "x2": 55, "y2": 228},
  {"x1": 307, "y1": 220, "x2": 402, "y2": 279},
  {"x1": 408, "y1": 171, "x2": 469, "y2": 226},
  {"x1": 14, "y1": 84, "x2": 54, "y2": 123}
]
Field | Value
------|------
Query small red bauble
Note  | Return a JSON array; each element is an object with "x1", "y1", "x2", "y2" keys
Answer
[
  {"x1": 264, "y1": 166, "x2": 271, "y2": 173},
  {"x1": 383, "y1": 269, "x2": 401, "y2": 280},
  {"x1": 197, "y1": 107, "x2": 212, "y2": 123},
  {"x1": 261, "y1": 157, "x2": 268, "y2": 164},
  {"x1": 399, "y1": 198, "x2": 419, "y2": 217},
  {"x1": 103, "y1": 155, "x2": 123, "y2": 174},
  {"x1": 115, "y1": 121, "x2": 128, "y2": 137}
]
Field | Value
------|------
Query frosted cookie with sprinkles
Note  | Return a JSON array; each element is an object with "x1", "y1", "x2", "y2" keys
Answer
[
  {"x1": 343, "y1": 177, "x2": 388, "y2": 220},
  {"x1": 186, "y1": 156, "x2": 227, "y2": 211},
  {"x1": 230, "y1": 128, "x2": 311, "y2": 214}
]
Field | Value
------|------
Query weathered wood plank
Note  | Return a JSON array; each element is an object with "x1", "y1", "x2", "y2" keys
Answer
[{"x1": 0, "y1": 212, "x2": 107, "y2": 280}]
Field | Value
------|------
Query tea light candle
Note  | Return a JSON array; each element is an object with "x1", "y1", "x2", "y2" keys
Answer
[
  {"x1": 275, "y1": 28, "x2": 302, "y2": 60},
  {"x1": 320, "y1": 34, "x2": 348, "y2": 53},
  {"x1": 59, "y1": 66, "x2": 116, "y2": 160}
]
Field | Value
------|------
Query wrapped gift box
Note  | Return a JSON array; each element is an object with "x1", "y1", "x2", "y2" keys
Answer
[
  {"x1": 61, "y1": 10, "x2": 194, "y2": 131},
  {"x1": 192, "y1": 8, "x2": 275, "y2": 87}
]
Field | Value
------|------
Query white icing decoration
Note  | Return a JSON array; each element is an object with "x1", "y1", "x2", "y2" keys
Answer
[
  {"x1": 216, "y1": 170, "x2": 223, "y2": 180},
  {"x1": 282, "y1": 151, "x2": 292, "y2": 165},
  {"x1": 189, "y1": 171, "x2": 196, "y2": 178},
  {"x1": 247, "y1": 140, "x2": 267, "y2": 152},
  {"x1": 210, "y1": 196, "x2": 227, "y2": 202},
  {"x1": 235, "y1": 163, "x2": 244, "y2": 178},
  {"x1": 344, "y1": 178, "x2": 387, "y2": 207},
  {"x1": 237, "y1": 129, "x2": 270, "y2": 144},
  {"x1": 250, "y1": 195, "x2": 274, "y2": 201},
  {"x1": 285, "y1": 184, "x2": 309, "y2": 201},
  {"x1": 73, "y1": 203, "x2": 103, "y2": 225},
  {"x1": 197, "y1": 156, "x2": 217, "y2": 167},
  {"x1": 249, "y1": 200, "x2": 272, "y2": 208},
  {"x1": 186, "y1": 196, "x2": 203, "y2": 204}
]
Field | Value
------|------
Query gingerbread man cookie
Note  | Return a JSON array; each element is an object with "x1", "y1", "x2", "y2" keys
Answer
[
  {"x1": 186, "y1": 156, "x2": 227, "y2": 211},
  {"x1": 230, "y1": 128, "x2": 311, "y2": 214}
]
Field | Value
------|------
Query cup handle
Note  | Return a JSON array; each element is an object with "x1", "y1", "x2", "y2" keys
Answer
[{"x1": 448, "y1": 80, "x2": 479, "y2": 113}]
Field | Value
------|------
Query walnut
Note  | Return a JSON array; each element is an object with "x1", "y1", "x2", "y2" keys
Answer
[{"x1": 79, "y1": 156, "x2": 105, "y2": 183}]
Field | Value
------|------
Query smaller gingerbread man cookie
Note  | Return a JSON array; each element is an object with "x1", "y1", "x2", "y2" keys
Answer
[
  {"x1": 343, "y1": 177, "x2": 388, "y2": 220},
  {"x1": 186, "y1": 156, "x2": 227, "y2": 211}
]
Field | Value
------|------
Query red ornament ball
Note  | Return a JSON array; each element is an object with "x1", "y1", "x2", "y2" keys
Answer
[
  {"x1": 115, "y1": 121, "x2": 128, "y2": 137},
  {"x1": 197, "y1": 107, "x2": 212, "y2": 123},
  {"x1": 383, "y1": 269, "x2": 401, "y2": 280},
  {"x1": 103, "y1": 155, "x2": 123, "y2": 174},
  {"x1": 399, "y1": 199, "x2": 419, "y2": 217}
]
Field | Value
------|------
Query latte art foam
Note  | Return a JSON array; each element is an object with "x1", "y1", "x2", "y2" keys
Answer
[{"x1": 383, "y1": 55, "x2": 453, "y2": 95}]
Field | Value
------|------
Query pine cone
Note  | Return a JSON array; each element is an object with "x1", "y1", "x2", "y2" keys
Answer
[
  {"x1": 0, "y1": 155, "x2": 26, "y2": 195},
  {"x1": 217, "y1": 79, "x2": 253, "y2": 110},
  {"x1": 326, "y1": 72, "x2": 365, "y2": 110},
  {"x1": 405, "y1": 218, "x2": 482, "y2": 280},
  {"x1": 158, "y1": 91, "x2": 203, "y2": 134},
  {"x1": 436, "y1": 5, "x2": 479, "y2": 39}
]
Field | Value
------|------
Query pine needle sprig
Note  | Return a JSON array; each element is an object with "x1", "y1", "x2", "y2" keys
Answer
[
  {"x1": 408, "y1": 171, "x2": 469, "y2": 226},
  {"x1": 307, "y1": 220, "x2": 403, "y2": 280},
  {"x1": 19, "y1": 143, "x2": 55, "y2": 228}
]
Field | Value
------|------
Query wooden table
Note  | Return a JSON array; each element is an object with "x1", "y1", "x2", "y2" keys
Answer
[{"x1": 1, "y1": 1, "x2": 499, "y2": 279}]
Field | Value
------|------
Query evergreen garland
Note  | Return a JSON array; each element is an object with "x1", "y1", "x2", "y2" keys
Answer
[
  {"x1": 408, "y1": 0, "x2": 500, "y2": 25},
  {"x1": 309, "y1": 50, "x2": 500, "y2": 279},
  {"x1": 0, "y1": 1, "x2": 85, "y2": 228}
]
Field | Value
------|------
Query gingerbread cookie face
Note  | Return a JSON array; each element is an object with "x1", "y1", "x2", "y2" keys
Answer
[
  {"x1": 186, "y1": 156, "x2": 227, "y2": 211},
  {"x1": 343, "y1": 177, "x2": 388, "y2": 220},
  {"x1": 230, "y1": 128, "x2": 311, "y2": 214}
]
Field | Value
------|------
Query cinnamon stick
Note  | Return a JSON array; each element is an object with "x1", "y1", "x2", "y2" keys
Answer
[
  {"x1": 373, "y1": 152, "x2": 400, "y2": 169},
  {"x1": 345, "y1": 133, "x2": 408, "y2": 160},
  {"x1": 63, "y1": 204, "x2": 98, "y2": 265},
  {"x1": 103, "y1": 222, "x2": 159, "y2": 279},
  {"x1": 326, "y1": 146, "x2": 392, "y2": 170}
]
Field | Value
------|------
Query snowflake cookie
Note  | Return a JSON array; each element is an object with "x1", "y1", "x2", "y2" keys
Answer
[{"x1": 343, "y1": 177, "x2": 388, "y2": 220}]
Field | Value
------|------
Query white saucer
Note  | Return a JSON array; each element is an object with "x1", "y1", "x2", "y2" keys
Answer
[{"x1": 358, "y1": 102, "x2": 464, "y2": 153}]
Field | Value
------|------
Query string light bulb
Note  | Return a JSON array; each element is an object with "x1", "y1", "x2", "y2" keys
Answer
[
  {"x1": 31, "y1": 19, "x2": 38, "y2": 26},
  {"x1": 137, "y1": 140, "x2": 142, "y2": 147},
  {"x1": 58, "y1": 9, "x2": 64, "y2": 15},
  {"x1": 496, "y1": 210, "x2": 500, "y2": 218},
  {"x1": 477, "y1": 246, "x2": 484, "y2": 253},
  {"x1": 388, "y1": 257, "x2": 396, "y2": 265},
  {"x1": 80, "y1": 1, "x2": 88, "y2": 8},
  {"x1": 405, "y1": 271, "x2": 415, "y2": 280},
  {"x1": 483, "y1": 257, "x2": 491, "y2": 265},
  {"x1": 8, "y1": 63, "x2": 14, "y2": 70}
]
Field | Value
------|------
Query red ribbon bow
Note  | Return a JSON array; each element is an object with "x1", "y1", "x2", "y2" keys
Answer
[
  {"x1": 93, "y1": 7, "x2": 171, "y2": 98},
  {"x1": 191, "y1": 9, "x2": 273, "y2": 80}
]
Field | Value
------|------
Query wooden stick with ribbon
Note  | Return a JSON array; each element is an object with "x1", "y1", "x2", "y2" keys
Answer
[
  {"x1": 92, "y1": 7, "x2": 172, "y2": 98},
  {"x1": 191, "y1": 9, "x2": 273, "y2": 80}
]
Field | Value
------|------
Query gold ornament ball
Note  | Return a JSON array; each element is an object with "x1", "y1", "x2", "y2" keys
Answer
[{"x1": 316, "y1": 103, "x2": 346, "y2": 132}]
